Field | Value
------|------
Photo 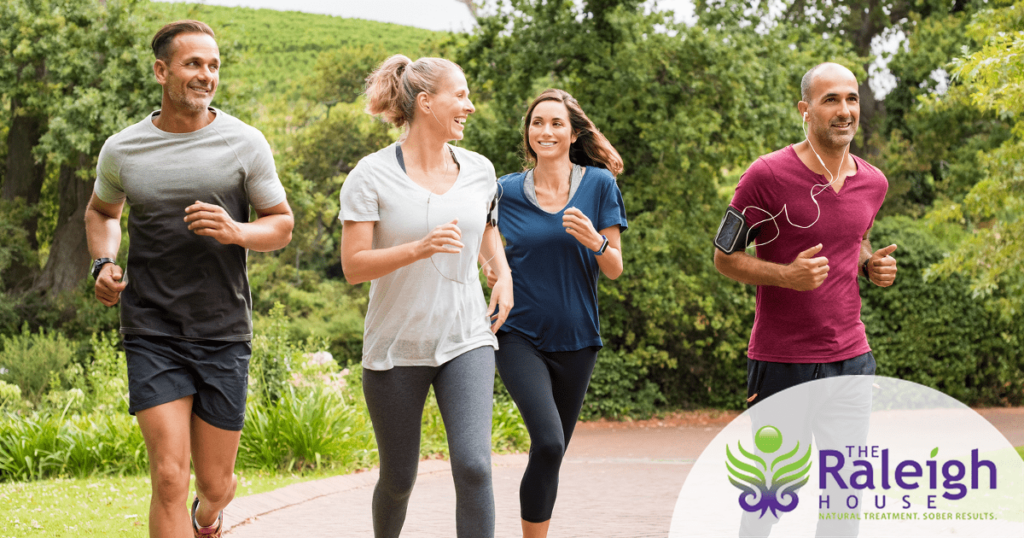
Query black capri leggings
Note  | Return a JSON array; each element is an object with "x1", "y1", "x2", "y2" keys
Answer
[{"x1": 494, "y1": 330, "x2": 599, "y2": 523}]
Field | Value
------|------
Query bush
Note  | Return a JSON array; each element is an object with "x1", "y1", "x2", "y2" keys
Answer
[
  {"x1": 581, "y1": 348, "x2": 666, "y2": 420},
  {"x1": 0, "y1": 381, "x2": 20, "y2": 410},
  {"x1": 0, "y1": 327, "x2": 76, "y2": 404},
  {"x1": 861, "y1": 216, "x2": 1024, "y2": 405},
  {"x1": 0, "y1": 411, "x2": 147, "y2": 482},
  {"x1": 238, "y1": 383, "x2": 375, "y2": 473},
  {"x1": 83, "y1": 332, "x2": 128, "y2": 414}
]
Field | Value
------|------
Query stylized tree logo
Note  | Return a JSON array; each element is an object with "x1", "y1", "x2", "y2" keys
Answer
[{"x1": 726, "y1": 425, "x2": 812, "y2": 518}]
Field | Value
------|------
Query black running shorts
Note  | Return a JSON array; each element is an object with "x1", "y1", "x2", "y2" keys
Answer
[{"x1": 122, "y1": 334, "x2": 251, "y2": 431}]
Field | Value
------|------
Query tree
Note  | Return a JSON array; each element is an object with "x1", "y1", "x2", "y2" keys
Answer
[
  {"x1": 925, "y1": 0, "x2": 1024, "y2": 319},
  {"x1": 0, "y1": 0, "x2": 159, "y2": 295},
  {"x1": 695, "y1": 0, "x2": 985, "y2": 157}
]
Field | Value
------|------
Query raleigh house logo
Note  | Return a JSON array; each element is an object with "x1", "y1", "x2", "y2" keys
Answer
[
  {"x1": 725, "y1": 425, "x2": 811, "y2": 518},
  {"x1": 673, "y1": 378, "x2": 1024, "y2": 538},
  {"x1": 726, "y1": 426, "x2": 1002, "y2": 520}
]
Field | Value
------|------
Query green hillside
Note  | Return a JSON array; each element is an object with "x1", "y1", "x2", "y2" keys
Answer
[{"x1": 152, "y1": 2, "x2": 441, "y2": 92}]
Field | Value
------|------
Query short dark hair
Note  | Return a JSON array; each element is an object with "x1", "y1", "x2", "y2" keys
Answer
[
  {"x1": 151, "y1": 20, "x2": 216, "y2": 61},
  {"x1": 522, "y1": 89, "x2": 624, "y2": 176}
]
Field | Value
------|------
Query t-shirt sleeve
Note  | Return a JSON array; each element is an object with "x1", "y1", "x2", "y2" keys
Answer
[
  {"x1": 244, "y1": 131, "x2": 287, "y2": 210},
  {"x1": 596, "y1": 172, "x2": 628, "y2": 232},
  {"x1": 94, "y1": 137, "x2": 127, "y2": 204},
  {"x1": 730, "y1": 158, "x2": 774, "y2": 230},
  {"x1": 338, "y1": 160, "x2": 380, "y2": 223},
  {"x1": 485, "y1": 158, "x2": 498, "y2": 202}
]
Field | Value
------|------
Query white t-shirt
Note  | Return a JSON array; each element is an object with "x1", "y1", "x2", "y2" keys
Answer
[{"x1": 338, "y1": 143, "x2": 499, "y2": 370}]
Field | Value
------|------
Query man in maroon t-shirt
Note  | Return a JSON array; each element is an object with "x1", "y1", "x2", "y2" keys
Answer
[
  {"x1": 715, "y1": 62, "x2": 899, "y2": 407},
  {"x1": 714, "y1": 62, "x2": 899, "y2": 537}
]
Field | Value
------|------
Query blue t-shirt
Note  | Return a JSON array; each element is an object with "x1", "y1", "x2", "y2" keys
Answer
[{"x1": 497, "y1": 166, "x2": 628, "y2": 351}]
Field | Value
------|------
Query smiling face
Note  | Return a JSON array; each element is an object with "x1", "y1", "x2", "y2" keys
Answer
[
  {"x1": 802, "y1": 64, "x2": 859, "y2": 151},
  {"x1": 155, "y1": 32, "x2": 220, "y2": 114},
  {"x1": 424, "y1": 69, "x2": 475, "y2": 141},
  {"x1": 527, "y1": 100, "x2": 576, "y2": 164}
]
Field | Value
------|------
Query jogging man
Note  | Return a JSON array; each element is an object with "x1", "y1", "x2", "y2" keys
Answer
[
  {"x1": 85, "y1": 20, "x2": 292, "y2": 538},
  {"x1": 714, "y1": 62, "x2": 897, "y2": 536},
  {"x1": 714, "y1": 61, "x2": 897, "y2": 406}
]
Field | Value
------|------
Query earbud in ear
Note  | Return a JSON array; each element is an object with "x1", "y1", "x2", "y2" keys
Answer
[{"x1": 803, "y1": 112, "x2": 808, "y2": 121}]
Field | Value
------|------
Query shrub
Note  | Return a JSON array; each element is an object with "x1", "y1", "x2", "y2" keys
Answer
[
  {"x1": 238, "y1": 383, "x2": 375, "y2": 472},
  {"x1": 83, "y1": 331, "x2": 128, "y2": 414},
  {"x1": 861, "y1": 216, "x2": 1024, "y2": 405},
  {"x1": 581, "y1": 348, "x2": 666, "y2": 420},
  {"x1": 0, "y1": 381, "x2": 20, "y2": 410},
  {"x1": 0, "y1": 326, "x2": 76, "y2": 404},
  {"x1": 0, "y1": 412, "x2": 147, "y2": 482}
]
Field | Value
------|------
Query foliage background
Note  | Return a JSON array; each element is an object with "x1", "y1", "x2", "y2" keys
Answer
[{"x1": 0, "y1": 0, "x2": 1020, "y2": 487}]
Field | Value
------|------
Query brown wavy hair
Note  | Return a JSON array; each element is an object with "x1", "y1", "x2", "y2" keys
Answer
[{"x1": 522, "y1": 89, "x2": 623, "y2": 176}]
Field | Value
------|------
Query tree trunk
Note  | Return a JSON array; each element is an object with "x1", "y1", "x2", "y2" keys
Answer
[
  {"x1": 32, "y1": 154, "x2": 93, "y2": 296},
  {"x1": 1, "y1": 102, "x2": 47, "y2": 291}
]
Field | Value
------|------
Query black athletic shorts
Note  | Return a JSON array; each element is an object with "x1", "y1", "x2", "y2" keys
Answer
[{"x1": 122, "y1": 334, "x2": 251, "y2": 431}]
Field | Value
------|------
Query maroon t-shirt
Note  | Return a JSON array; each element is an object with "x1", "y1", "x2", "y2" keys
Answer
[{"x1": 729, "y1": 145, "x2": 888, "y2": 363}]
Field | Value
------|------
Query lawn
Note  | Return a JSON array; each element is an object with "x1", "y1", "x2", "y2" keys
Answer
[{"x1": 0, "y1": 469, "x2": 329, "y2": 538}]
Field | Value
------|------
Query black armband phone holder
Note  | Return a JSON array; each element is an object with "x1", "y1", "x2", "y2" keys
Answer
[
  {"x1": 486, "y1": 191, "x2": 499, "y2": 227},
  {"x1": 714, "y1": 206, "x2": 759, "y2": 254}
]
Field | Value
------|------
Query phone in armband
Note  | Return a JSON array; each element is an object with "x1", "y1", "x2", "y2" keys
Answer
[
  {"x1": 714, "y1": 206, "x2": 759, "y2": 254},
  {"x1": 486, "y1": 191, "x2": 499, "y2": 227}
]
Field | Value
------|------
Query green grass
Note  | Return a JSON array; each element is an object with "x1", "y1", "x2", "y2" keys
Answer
[{"x1": 0, "y1": 469, "x2": 328, "y2": 538}]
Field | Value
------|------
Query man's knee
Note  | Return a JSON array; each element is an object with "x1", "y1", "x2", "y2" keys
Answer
[
  {"x1": 151, "y1": 460, "x2": 190, "y2": 503},
  {"x1": 195, "y1": 472, "x2": 236, "y2": 505}
]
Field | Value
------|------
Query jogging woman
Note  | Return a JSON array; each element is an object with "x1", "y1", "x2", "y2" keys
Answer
[
  {"x1": 491, "y1": 89, "x2": 627, "y2": 537},
  {"x1": 338, "y1": 54, "x2": 512, "y2": 538}
]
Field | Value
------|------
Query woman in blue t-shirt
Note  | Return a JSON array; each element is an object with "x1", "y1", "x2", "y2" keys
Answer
[{"x1": 489, "y1": 89, "x2": 628, "y2": 537}]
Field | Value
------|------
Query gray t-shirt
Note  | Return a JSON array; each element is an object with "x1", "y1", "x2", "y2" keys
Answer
[
  {"x1": 338, "y1": 143, "x2": 499, "y2": 370},
  {"x1": 95, "y1": 108, "x2": 287, "y2": 341}
]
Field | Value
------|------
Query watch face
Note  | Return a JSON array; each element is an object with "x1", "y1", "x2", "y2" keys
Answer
[{"x1": 92, "y1": 258, "x2": 112, "y2": 279}]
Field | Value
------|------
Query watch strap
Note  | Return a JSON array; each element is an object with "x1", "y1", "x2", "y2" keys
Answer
[
  {"x1": 595, "y1": 235, "x2": 609, "y2": 256},
  {"x1": 92, "y1": 258, "x2": 114, "y2": 280}
]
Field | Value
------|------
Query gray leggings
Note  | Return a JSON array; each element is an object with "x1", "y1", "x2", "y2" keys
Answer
[{"x1": 362, "y1": 346, "x2": 495, "y2": 538}]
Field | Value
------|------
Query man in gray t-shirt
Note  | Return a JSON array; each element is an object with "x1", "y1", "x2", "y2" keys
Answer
[{"x1": 84, "y1": 20, "x2": 292, "y2": 538}]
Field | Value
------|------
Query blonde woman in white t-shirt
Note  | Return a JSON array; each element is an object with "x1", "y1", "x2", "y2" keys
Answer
[{"x1": 338, "y1": 54, "x2": 513, "y2": 538}]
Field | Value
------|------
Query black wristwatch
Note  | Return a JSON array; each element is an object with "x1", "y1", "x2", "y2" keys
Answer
[
  {"x1": 91, "y1": 258, "x2": 114, "y2": 280},
  {"x1": 861, "y1": 259, "x2": 871, "y2": 280},
  {"x1": 595, "y1": 235, "x2": 609, "y2": 256}
]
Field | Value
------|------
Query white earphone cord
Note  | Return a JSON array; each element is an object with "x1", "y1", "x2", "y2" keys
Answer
[
  {"x1": 739, "y1": 118, "x2": 849, "y2": 248},
  {"x1": 424, "y1": 142, "x2": 504, "y2": 286}
]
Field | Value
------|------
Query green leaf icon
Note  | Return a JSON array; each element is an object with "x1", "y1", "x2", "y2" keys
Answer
[{"x1": 930, "y1": 447, "x2": 939, "y2": 458}]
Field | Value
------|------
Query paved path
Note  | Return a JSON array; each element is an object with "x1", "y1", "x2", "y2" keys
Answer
[{"x1": 224, "y1": 409, "x2": 1022, "y2": 537}]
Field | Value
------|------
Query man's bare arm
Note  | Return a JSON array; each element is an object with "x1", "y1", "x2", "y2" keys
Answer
[
  {"x1": 714, "y1": 244, "x2": 830, "y2": 292},
  {"x1": 85, "y1": 193, "x2": 127, "y2": 306}
]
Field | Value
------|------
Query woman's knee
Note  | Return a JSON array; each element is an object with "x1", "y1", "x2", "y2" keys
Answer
[
  {"x1": 530, "y1": 435, "x2": 566, "y2": 468},
  {"x1": 195, "y1": 471, "x2": 237, "y2": 505},
  {"x1": 452, "y1": 454, "x2": 492, "y2": 490},
  {"x1": 378, "y1": 465, "x2": 418, "y2": 499}
]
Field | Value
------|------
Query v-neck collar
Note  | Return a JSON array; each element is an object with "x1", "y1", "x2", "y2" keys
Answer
[
  {"x1": 395, "y1": 143, "x2": 462, "y2": 197},
  {"x1": 788, "y1": 144, "x2": 860, "y2": 196},
  {"x1": 524, "y1": 164, "x2": 585, "y2": 214}
]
